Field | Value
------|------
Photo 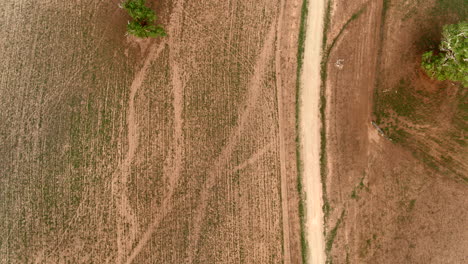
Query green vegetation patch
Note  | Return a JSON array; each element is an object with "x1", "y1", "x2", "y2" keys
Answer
[
  {"x1": 121, "y1": 0, "x2": 166, "y2": 38},
  {"x1": 350, "y1": 175, "x2": 368, "y2": 200},
  {"x1": 422, "y1": 21, "x2": 467, "y2": 87},
  {"x1": 378, "y1": 79, "x2": 421, "y2": 120},
  {"x1": 432, "y1": 0, "x2": 468, "y2": 19},
  {"x1": 296, "y1": 0, "x2": 310, "y2": 262}
]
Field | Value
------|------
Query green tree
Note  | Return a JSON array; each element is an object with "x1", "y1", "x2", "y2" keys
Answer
[
  {"x1": 121, "y1": 0, "x2": 166, "y2": 38},
  {"x1": 421, "y1": 21, "x2": 467, "y2": 87}
]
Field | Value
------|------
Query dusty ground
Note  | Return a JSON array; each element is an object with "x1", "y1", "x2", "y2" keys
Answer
[
  {"x1": 0, "y1": 0, "x2": 305, "y2": 263},
  {"x1": 323, "y1": 0, "x2": 467, "y2": 263},
  {"x1": 300, "y1": 0, "x2": 326, "y2": 263}
]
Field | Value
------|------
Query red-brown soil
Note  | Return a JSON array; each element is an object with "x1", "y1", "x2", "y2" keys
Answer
[
  {"x1": 0, "y1": 0, "x2": 304, "y2": 263},
  {"x1": 323, "y1": 0, "x2": 467, "y2": 263}
]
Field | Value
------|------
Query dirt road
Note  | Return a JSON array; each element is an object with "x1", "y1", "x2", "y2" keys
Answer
[{"x1": 300, "y1": 0, "x2": 326, "y2": 263}]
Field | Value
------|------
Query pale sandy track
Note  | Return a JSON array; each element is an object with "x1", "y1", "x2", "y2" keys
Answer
[
  {"x1": 112, "y1": 41, "x2": 166, "y2": 264},
  {"x1": 122, "y1": 2, "x2": 185, "y2": 264},
  {"x1": 300, "y1": 0, "x2": 326, "y2": 263}
]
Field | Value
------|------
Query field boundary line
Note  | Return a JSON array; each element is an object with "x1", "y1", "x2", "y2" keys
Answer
[
  {"x1": 274, "y1": 0, "x2": 292, "y2": 262},
  {"x1": 294, "y1": 0, "x2": 310, "y2": 262}
]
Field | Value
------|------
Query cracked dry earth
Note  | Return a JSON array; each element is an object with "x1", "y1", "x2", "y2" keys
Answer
[{"x1": 1, "y1": 0, "x2": 306, "y2": 263}]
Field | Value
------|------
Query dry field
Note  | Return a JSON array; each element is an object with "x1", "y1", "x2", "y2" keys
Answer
[
  {"x1": 0, "y1": 0, "x2": 306, "y2": 263},
  {"x1": 322, "y1": 0, "x2": 467, "y2": 263}
]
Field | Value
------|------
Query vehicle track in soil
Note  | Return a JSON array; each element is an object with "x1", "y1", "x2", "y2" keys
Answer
[{"x1": 300, "y1": 0, "x2": 326, "y2": 263}]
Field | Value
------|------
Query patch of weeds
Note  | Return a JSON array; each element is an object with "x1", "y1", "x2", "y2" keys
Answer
[
  {"x1": 453, "y1": 138, "x2": 466, "y2": 146},
  {"x1": 408, "y1": 199, "x2": 416, "y2": 212},
  {"x1": 387, "y1": 126, "x2": 411, "y2": 143},
  {"x1": 322, "y1": 0, "x2": 333, "y2": 49},
  {"x1": 383, "y1": 0, "x2": 390, "y2": 13},
  {"x1": 397, "y1": 214, "x2": 411, "y2": 223},
  {"x1": 296, "y1": 0, "x2": 310, "y2": 262},
  {"x1": 380, "y1": 0, "x2": 390, "y2": 35},
  {"x1": 440, "y1": 154, "x2": 454, "y2": 165},
  {"x1": 372, "y1": 0, "x2": 391, "y2": 118},
  {"x1": 320, "y1": 0, "x2": 335, "y2": 225},
  {"x1": 350, "y1": 175, "x2": 367, "y2": 200},
  {"x1": 412, "y1": 149, "x2": 440, "y2": 171},
  {"x1": 379, "y1": 79, "x2": 421, "y2": 120},
  {"x1": 402, "y1": 8, "x2": 417, "y2": 21},
  {"x1": 453, "y1": 87, "x2": 468, "y2": 132},
  {"x1": 325, "y1": 210, "x2": 345, "y2": 264},
  {"x1": 358, "y1": 233, "x2": 377, "y2": 258},
  {"x1": 431, "y1": 0, "x2": 468, "y2": 20}
]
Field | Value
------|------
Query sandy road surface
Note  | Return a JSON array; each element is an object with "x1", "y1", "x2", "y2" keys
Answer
[{"x1": 300, "y1": 0, "x2": 326, "y2": 263}]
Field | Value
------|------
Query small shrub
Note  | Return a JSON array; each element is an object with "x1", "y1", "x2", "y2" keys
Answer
[{"x1": 121, "y1": 0, "x2": 166, "y2": 38}]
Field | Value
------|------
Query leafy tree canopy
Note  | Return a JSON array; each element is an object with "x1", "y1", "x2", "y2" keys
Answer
[
  {"x1": 121, "y1": 0, "x2": 166, "y2": 38},
  {"x1": 421, "y1": 21, "x2": 467, "y2": 87}
]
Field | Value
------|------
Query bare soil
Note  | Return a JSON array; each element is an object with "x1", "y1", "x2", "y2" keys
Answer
[
  {"x1": 323, "y1": 0, "x2": 468, "y2": 263},
  {"x1": 0, "y1": 0, "x2": 305, "y2": 263},
  {"x1": 300, "y1": 0, "x2": 326, "y2": 263}
]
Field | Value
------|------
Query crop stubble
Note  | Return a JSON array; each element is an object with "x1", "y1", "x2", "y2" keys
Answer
[{"x1": 0, "y1": 0, "x2": 303, "y2": 263}]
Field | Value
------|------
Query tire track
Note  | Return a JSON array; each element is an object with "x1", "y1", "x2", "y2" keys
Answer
[
  {"x1": 184, "y1": 20, "x2": 278, "y2": 263},
  {"x1": 231, "y1": 141, "x2": 274, "y2": 174},
  {"x1": 122, "y1": 1, "x2": 185, "y2": 263},
  {"x1": 111, "y1": 40, "x2": 166, "y2": 264},
  {"x1": 274, "y1": 0, "x2": 292, "y2": 262}
]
